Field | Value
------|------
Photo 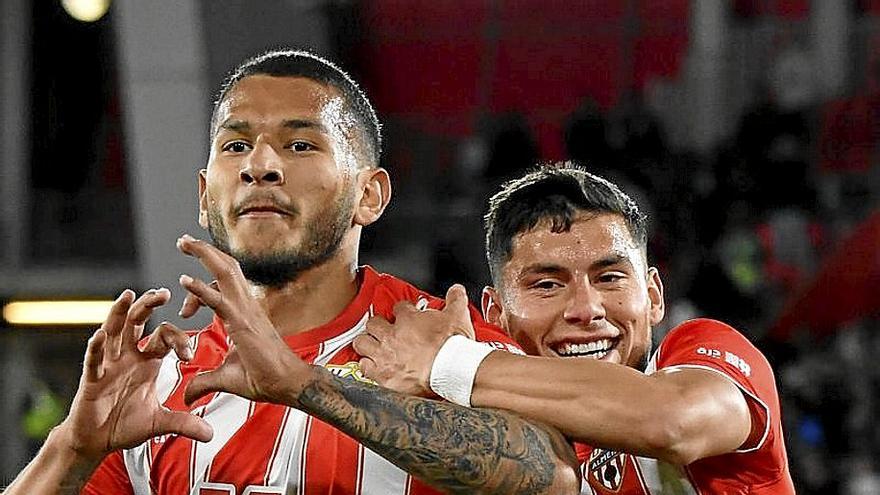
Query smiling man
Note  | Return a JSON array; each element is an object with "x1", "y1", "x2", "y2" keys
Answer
[
  {"x1": 4, "y1": 51, "x2": 579, "y2": 495},
  {"x1": 355, "y1": 164, "x2": 795, "y2": 494}
]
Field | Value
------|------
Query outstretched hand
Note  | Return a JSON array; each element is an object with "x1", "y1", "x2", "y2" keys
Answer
[
  {"x1": 176, "y1": 235, "x2": 312, "y2": 407},
  {"x1": 57, "y1": 289, "x2": 213, "y2": 462},
  {"x1": 353, "y1": 284, "x2": 475, "y2": 397}
]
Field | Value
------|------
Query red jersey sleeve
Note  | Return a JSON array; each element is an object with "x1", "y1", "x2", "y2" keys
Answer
[
  {"x1": 81, "y1": 450, "x2": 134, "y2": 495},
  {"x1": 652, "y1": 318, "x2": 777, "y2": 452}
]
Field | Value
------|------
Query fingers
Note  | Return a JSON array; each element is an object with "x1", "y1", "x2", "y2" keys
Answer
[
  {"x1": 177, "y1": 235, "x2": 242, "y2": 285},
  {"x1": 142, "y1": 322, "x2": 194, "y2": 361},
  {"x1": 444, "y1": 284, "x2": 469, "y2": 314},
  {"x1": 154, "y1": 409, "x2": 214, "y2": 443},
  {"x1": 391, "y1": 300, "x2": 419, "y2": 319},
  {"x1": 102, "y1": 290, "x2": 135, "y2": 361},
  {"x1": 445, "y1": 284, "x2": 476, "y2": 339},
  {"x1": 179, "y1": 291, "x2": 203, "y2": 319},
  {"x1": 352, "y1": 332, "x2": 381, "y2": 357},
  {"x1": 364, "y1": 315, "x2": 392, "y2": 341},
  {"x1": 179, "y1": 274, "x2": 227, "y2": 319},
  {"x1": 179, "y1": 280, "x2": 217, "y2": 319},
  {"x1": 358, "y1": 357, "x2": 377, "y2": 381},
  {"x1": 184, "y1": 368, "x2": 231, "y2": 406},
  {"x1": 123, "y1": 288, "x2": 172, "y2": 348},
  {"x1": 84, "y1": 329, "x2": 107, "y2": 383}
]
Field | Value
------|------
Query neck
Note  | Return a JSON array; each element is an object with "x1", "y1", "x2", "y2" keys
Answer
[{"x1": 249, "y1": 238, "x2": 361, "y2": 337}]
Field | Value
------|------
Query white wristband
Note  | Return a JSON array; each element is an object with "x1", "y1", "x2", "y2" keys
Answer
[{"x1": 429, "y1": 335, "x2": 495, "y2": 407}]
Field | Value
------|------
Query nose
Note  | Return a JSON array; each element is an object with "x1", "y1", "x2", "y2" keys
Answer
[
  {"x1": 240, "y1": 142, "x2": 284, "y2": 185},
  {"x1": 563, "y1": 278, "x2": 605, "y2": 324}
]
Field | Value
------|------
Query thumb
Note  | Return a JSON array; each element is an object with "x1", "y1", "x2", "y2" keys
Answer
[
  {"x1": 184, "y1": 367, "x2": 230, "y2": 406},
  {"x1": 155, "y1": 409, "x2": 214, "y2": 443},
  {"x1": 445, "y1": 284, "x2": 475, "y2": 339}
]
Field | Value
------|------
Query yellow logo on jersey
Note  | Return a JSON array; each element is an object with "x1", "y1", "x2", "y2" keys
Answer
[{"x1": 324, "y1": 362, "x2": 377, "y2": 385}]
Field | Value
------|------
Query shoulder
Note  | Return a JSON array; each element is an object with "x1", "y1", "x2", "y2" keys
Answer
[
  {"x1": 367, "y1": 266, "x2": 522, "y2": 351},
  {"x1": 656, "y1": 318, "x2": 765, "y2": 373},
  {"x1": 365, "y1": 266, "x2": 439, "y2": 310},
  {"x1": 654, "y1": 319, "x2": 783, "y2": 454}
]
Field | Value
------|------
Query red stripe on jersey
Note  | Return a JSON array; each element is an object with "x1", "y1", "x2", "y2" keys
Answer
[
  {"x1": 207, "y1": 402, "x2": 289, "y2": 489},
  {"x1": 265, "y1": 407, "x2": 293, "y2": 486},
  {"x1": 302, "y1": 419, "x2": 362, "y2": 494}
]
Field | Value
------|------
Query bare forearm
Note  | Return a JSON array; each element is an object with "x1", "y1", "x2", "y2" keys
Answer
[
  {"x1": 471, "y1": 352, "x2": 751, "y2": 464},
  {"x1": 3, "y1": 425, "x2": 101, "y2": 495},
  {"x1": 472, "y1": 352, "x2": 688, "y2": 459},
  {"x1": 292, "y1": 367, "x2": 579, "y2": 495}
]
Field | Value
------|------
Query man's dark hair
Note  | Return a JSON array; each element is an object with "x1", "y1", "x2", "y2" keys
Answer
[
  {"x1": 211, "y1": 49, "x2": 382, "y2": 167},
  {"x1": 485, "y1": 162, "x2": 648, "y2": 285}
]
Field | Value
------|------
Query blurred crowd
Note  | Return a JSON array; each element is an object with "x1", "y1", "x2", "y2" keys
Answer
[{"x1": 368, "y1": 54, "x2": 880, "y2": 495}]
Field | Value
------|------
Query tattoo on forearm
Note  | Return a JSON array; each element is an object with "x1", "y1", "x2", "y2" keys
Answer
[{"x1": 296, "y1": 369, "x2": 577, "y2": 495}]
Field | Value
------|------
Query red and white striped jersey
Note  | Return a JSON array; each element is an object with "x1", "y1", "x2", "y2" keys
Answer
[
  {"x1": 83, "y1": 266, "x2": 522, "y2": 495},
  {"x1": 576, "y1": 319, "x2": 795, "y2": 495}
]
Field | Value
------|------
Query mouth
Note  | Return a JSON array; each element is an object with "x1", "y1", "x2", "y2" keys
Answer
[
  {"x1": 552, "y1": 338, "x2": 617, "y2": 360},
  {"x1": 235, "y1": 203, "x2": 295, "y2": 218}
]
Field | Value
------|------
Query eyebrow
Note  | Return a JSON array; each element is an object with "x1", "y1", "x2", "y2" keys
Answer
[
  {"x1": 518, "y1": 253, "x2": 634, "y2": 278},
  {"x1": 590, "y1": 253, "x2": 637, "y2": 273},
  {"x1": 517, "y1": 264, "x2": 568, "y2": 282},
  {"x1": 217, "y1": 118, "x2": 329, "y2": 134}
]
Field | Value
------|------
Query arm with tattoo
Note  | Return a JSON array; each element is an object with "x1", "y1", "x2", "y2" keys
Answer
[
  {"x1": 297, "y1": 369, "x2": 579, "y2": 494},
  {"x1": 177, "y1": 235, "x2": 580, "y2": 495}
]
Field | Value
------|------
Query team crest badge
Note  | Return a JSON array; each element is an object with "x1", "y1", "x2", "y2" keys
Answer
[
  {"x1": 588, "y1": 448, "x2": 627, "y2": 491},
  {"x1": 324, "y1": 362, "x2": 376, "y2": 384}
]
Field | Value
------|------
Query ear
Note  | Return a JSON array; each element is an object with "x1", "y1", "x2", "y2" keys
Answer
[
  {"x1": 646, "y1": 267, "x2": 666, "y2": 326},
  {"x1": 197, "y1": 169, "x2": 209, "y2": 229},
  {"x1": 353, "y1": 167, "x2": 391, "y2": 227},
  {"x1": 481, "y1": 286, "x2": 507, "y2": 332}
]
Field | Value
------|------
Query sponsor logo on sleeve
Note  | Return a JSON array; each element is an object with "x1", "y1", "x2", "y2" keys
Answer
[
  {"x1": 695, "y1": 347, "x2": 751, "y2": 377},
  {"x1": 483, "y1": 341, "x2": 526, "y2": 355}
]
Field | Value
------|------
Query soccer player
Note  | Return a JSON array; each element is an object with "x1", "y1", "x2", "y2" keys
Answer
[
  {"x1": 3, "y1": 51, "x2": 580, "y2": 494},
  {"x1": 354, "y1": 165, "x2": 796, "y2": 494}
]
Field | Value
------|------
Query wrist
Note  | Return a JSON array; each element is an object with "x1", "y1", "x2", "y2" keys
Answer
[
  {"x1": 284, "y1": 360, "x2": 324, "y2": 407},
  {"x1": 45, "y1": 422, "x2": 106, "y2": 469},
  {"x1": 429, "y1": 335, "x2": 495, "y2": 407}
]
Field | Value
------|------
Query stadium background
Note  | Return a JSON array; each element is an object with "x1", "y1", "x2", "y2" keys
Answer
[{"x1": 1, "y1": 1, "x2": 879, "y2": 492}]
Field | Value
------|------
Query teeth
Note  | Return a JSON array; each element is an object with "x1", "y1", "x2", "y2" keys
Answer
[{"x1": 556, "y1": 339, "x2": 613, "y2": 358}]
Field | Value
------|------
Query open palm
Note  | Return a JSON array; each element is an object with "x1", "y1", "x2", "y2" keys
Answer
[{"x1": 59, "y1": 289, "x2": 212, "y2": 461}]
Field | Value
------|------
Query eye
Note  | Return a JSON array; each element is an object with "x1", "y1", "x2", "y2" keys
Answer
[
  {"x1": 597, "y1": 272, "x2": 625, "y2": 284},
  {"x1": 222, "y1": 141, "x2": 251, "y2": 153},
  {"x1": 530, "y1": 279, "x2": 563, "y2": 291},
  {"x1": 290, "y1": 141, "x2": 316, "y2": 152}
]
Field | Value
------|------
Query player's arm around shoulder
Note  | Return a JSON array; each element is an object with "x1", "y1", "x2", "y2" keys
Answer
[{"x1": 468, "y1": 319, "x2": 762, "y2": 466}]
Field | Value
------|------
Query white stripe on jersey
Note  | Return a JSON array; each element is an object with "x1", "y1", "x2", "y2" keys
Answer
[
  {"x1": 123, "y1": 442, "x2": 152, "y2": 495},
  {"x1": 286, "y1": 414, "x2": 315, "y2": 495},
  {"x1": 155, "y1": 332, "x2": 197, "y2": 403},
  {"x1": 358, "y1": 445, "x2": 410, "y2": 495},
  {"x1": 263, "y1": 407, "x2": 291, "y2": 486},
  {"x1": 634, "y1": 456, "x2": 698, "y2": 495},
  {"x1": 318, "y1": 311, "x2": 370, "y2": 362},
  {"x1": 190, "y1": 393, "x2": 252, "y2": 491},
  {"x1": 271, "y1": 408, "x2": 310, "y2": 491}
]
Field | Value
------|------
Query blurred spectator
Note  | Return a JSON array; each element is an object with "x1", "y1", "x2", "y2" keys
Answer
[
  {"x1": 483, "y1": 112, "x2": 539, "y2": 186},
  {"x1": 734, "y1": 44, "x2": 819, "y2": 215},
  {"x1": 564, "y1": 97, "x2": 613, "y2": 175}
]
